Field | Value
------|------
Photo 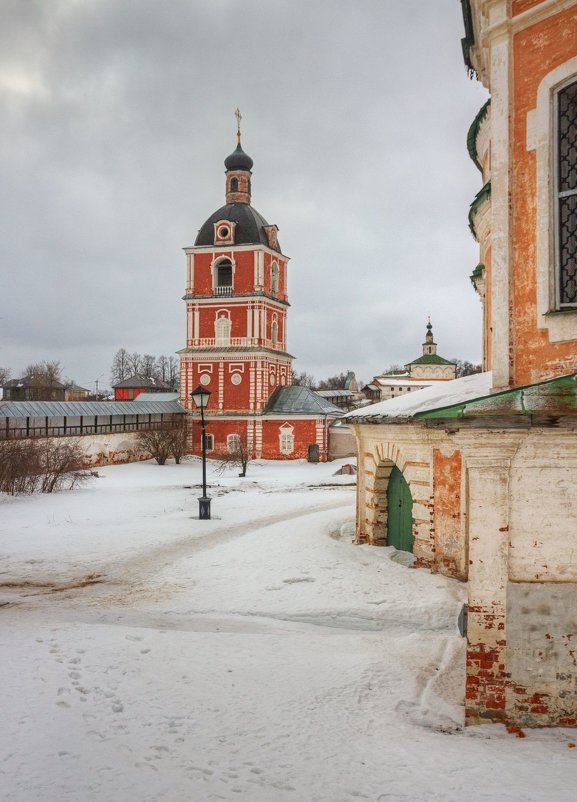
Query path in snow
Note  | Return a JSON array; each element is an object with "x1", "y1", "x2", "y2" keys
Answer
[{"x1": 1, "y1": 460, "x2": 577, "y2": 801}]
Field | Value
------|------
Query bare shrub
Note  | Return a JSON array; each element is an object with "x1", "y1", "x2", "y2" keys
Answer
[
  {"x1": 0, "y1": 438, "x2": 90, "y2": 495},
  {"x1": 137, "y1": 427, "x2": 173, "y2": 465},
  {"x1": 214, "y1": 431, "x2": 250, "y2": 477},
  {"x1": 0, "y1": 439, "x2": 42, "y2": 495},
  {"x1": 169, "y1": 419, "x2": 188, "y2": 464},
  {"x1": 37, "y1": 439, "x2": 92, "y2": 493}
]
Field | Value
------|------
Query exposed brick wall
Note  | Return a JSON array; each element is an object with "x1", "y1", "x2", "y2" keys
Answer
[{"x1": 433, "y1": 449, "x2": 466, "y2": 580}]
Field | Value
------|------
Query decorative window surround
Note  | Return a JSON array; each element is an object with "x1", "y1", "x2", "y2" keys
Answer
[{"x1": 529, "y1": 56, "x2": 577, "y2": 342}]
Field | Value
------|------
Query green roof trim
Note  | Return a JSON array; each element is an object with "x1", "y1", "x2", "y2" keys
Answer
[
  {"x1": 466, "y1": 100, "x2": 490, "y2": 172},
  {"x1": 406, "y1": 354, "x2": 455, "y2": 366},
  {"x1": 470, "y1": 262, "x2": 485, "y2": 287},
  {"x1": 415, "y1": 373, "x2": 577, "y2": 420},
  {"x1": 468, "y1": 181, "x2": 491, "y2": 238},
  {"x1": 460, "y1": 0, "x2": 476, "y2": 76}
]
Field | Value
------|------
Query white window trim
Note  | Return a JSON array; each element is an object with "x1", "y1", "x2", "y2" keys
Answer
[
  {"x1": 205, "y1": 433, "x2": 214, "y2": 452},
  {"x1": 227, "y1": 433, "x2": 241, "y2": 453},
  {"x1": 279, "y1": 424, "x2": 294, "y2": 455},
  {"x1": 215, "y1": 314, "x2": 231, "y2": 346},
  {"x1": 211, "y1": 256, "x2": 236, "y2": 291},
  {"x1": 529, "y1": 56, "x2": 577, "y2": 342}
]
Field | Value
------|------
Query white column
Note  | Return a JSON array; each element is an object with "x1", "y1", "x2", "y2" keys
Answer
[{"x1": 488, "y1": 3, "x2": 512, "y2": 390}]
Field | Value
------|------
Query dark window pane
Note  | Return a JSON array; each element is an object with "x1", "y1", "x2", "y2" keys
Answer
[
  {"x1": 558, "y1": 81, "x2": 577, "y2": 193},
  {"x1": 559, "y1": 194, "x2": 577, "y2": 305}
]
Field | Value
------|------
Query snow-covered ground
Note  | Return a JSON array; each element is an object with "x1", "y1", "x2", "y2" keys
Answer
[{"x1": 1, "y1": 458, "x2": 576, "y2": 802}]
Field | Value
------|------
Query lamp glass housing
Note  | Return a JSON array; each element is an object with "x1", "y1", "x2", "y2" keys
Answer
[{"x1": 190, "y1": 385, "x2": 211, "y2": 409}]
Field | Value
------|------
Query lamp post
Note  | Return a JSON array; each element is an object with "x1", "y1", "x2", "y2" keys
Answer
[{"x1": 190, "y1": 385, "x2": 211, "y2": 520}]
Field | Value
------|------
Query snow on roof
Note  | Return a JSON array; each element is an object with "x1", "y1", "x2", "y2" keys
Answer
[
  {"x1": 345, "y1": 371, "x2": 493, "y2": 421},
  {"x1": 373, "y1": 378, "x2": 435, "y2": 388}
]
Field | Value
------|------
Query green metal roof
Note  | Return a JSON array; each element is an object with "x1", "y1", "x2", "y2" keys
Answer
[
  {"x1": 470, "y1": 263, "x2": 485, "y2": 282},
  {"x1": 264, "y1": 386, "x2": 343, "y2": 416},
  {"x1": 415, "y1": 373, "x2": 577, "y2": 420},
  {"x1": 466, "y1": 100, "x2": 490, "y2": 172},
  {"x1": 0, "y1": 399, "x2": 185, "y2": 418},
  {"x1": 406, "y1": 354, "x2": 455, "y2": 366},
  {"x1": 468, "y1": 181, "x2": 491, "y2": 239}
]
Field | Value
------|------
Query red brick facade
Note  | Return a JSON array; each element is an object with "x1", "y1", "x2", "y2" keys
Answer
[{"x1": 179, "y1": 138, "x2": 334, "y2": 459}]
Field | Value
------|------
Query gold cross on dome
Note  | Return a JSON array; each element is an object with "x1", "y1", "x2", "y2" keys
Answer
[{"x1": 235, "y1": 107, "x2": 242, "y2": 144}]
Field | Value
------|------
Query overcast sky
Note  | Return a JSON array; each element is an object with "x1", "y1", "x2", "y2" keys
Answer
[{"x1": 0, "y1": 0, "x2": 489, "y2": 392}]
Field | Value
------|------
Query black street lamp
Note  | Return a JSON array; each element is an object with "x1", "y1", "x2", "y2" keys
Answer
[{"x1": 190, "y1": 385, "x2": 211, "y2": 520}]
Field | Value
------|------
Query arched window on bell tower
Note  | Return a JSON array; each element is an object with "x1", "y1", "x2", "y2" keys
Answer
[
  {"x1": 230, "y1": 177, "x2": 239, "y2": 193},
  {"x1": 215, "y1": 313, "x2": 231, "y2": 346},
  {"x1": 271, "y1": 316, "x2": 278, "y2": 346},
  {"x1": 214, "y1": 258, "x2": 233, "y2": 295}
]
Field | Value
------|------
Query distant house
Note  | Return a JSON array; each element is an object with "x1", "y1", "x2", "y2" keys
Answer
[
  {"x1": 64, "y1": 384, "x2": 90, "y2": 401},
  {"x1": 113, "y1": 374, "x2": 171, "y2": 401},
  {"x1": 2, "y1": 378, "x2": 66, "y2": 402}
]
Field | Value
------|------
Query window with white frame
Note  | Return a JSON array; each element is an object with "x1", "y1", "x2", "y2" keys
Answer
[
  {"x1": 557, "y1": 79, "x2": 577, "y2": 307},
  {"x1": 271, "y1": 317, "x2": 278, "y2": 345},
  {"x1": 280, "y1": 428, "x2": 294, "y2": 454},
  {"x1": 227, "y1": 433, "x2": 241, "y2": 453},
  {"x1": 215, "y1": 315, "x2": 231, "y2": 346},
  {"x1": 204, "y1": 433, "x2": 214, "y2": 451}
]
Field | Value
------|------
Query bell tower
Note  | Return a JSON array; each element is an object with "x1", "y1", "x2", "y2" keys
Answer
[
  {"x1": 422, "y1": 317, "x2": 437, "y2": 356},
  {"x1": 179, "y1": 115, "x2": 293, "y2": 450}
]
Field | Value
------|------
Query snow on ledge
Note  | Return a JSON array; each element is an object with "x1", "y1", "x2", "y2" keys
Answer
[{"x1": 345, "y1": 372, "x2": 493, "y2": 421}]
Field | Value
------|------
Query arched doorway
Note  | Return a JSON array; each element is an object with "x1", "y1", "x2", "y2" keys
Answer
[{"x1": 386, "y1": 465, "x2": 413, "y2": 552}]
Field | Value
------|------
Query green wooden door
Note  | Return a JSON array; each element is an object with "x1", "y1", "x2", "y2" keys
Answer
[{"x1": 387, "y1": 466, "x2": 413, "y2": 553}]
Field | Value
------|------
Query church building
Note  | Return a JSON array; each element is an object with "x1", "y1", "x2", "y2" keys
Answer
[
  {"x1": 178, "y1": 118, "x2": 341, "y2": 460},
  {"x1": 365, "y1": 320, "x2": 456, "y2": 402},
  {"x1": 347, "y1": 0, "x2": 577, "y2": 728}
]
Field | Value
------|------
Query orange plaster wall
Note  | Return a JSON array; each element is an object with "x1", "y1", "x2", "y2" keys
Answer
[
  {"x1": 433, "y1": 449, "x2": 466, "y2": 580},
  {"x1": 512, "y1": 6, "x2": 577, "y2": 385},
  {"x1": 512, "y1": 0, "x2": 548, "y2": 15}
]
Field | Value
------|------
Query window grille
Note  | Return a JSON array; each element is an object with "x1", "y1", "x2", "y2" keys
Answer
[{"x1": 558, "y1": 80, "x2": 577, "y2": 306}]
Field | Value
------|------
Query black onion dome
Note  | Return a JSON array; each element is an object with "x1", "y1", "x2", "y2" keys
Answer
[
  {"x1": 224, "y1": 143, "x2": 254, "y2": 172},
  {"x1": 194, "y1": 203, "x2": 281, "y2": 252}
]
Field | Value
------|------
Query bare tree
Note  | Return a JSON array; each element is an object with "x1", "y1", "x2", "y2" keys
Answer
[
  {"x1": 0, "y1": 367, "x2": 11, "y2": 386},
  {"x1": 317, "y1": 372, "x2": 348, "y2": 390},
  {"x1": 167, "y1": 356, "x2": 179, "y2": 389},
  {"x1": 381, "y1": 364, "x2": 405, "y2": 375},
  {"x1": 110, "y1": 348, "x2": 130, "y2": 385},
  {"x1": 452, "y1": 359, "x2": 482, "y2": 378},
  {"x1": 23, "y1": 360, "x2": 62, "y2": 386},
  {"x1": 169, "y1": 419, "x2": 188, "y2": 464},
  {"x1": 156, "y1": 355, "x2": 169, "y2": 383},
  {"x1": 214, "y1": 431, "x2": 250, "y2": 477},
  {"x1": 291, "y1": 370, "x2": 316, "y2": 388},
  {"x1": 136, "y1": 427, "x2": 174, "y2": 465},
  {"x1": 141, "y1": 354, "x2": 156, "y2": 378},
  {"x1": 127, "y1": 352, "x2": 143, "y2": 376}
]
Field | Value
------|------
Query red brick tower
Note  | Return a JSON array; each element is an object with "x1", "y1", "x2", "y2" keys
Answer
[{"x1": 179, "y1": 122, "x2": 294, "y2": 455}]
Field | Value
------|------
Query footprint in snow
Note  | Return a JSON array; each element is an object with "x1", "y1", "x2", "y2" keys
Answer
[{"x1": 282, "y1": 577, "x2": 315, "y2": 584}]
